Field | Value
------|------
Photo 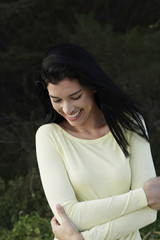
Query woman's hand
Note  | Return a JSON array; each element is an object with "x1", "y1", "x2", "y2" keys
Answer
[
  {"x1": 51, "y1": 204, "x2": 84, "y2": 240},
  {"x1": 143, "y1": 176, "x2": 160, "y2": 210}
]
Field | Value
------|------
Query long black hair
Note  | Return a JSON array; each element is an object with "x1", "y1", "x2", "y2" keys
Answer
[{"x1": 36, "y1": 43, "x2": 149, "y2": 157}]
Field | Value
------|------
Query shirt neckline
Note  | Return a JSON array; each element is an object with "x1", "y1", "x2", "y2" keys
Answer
[{"x1": 52, "y1": 123, "x2": 112, "y2": 143}]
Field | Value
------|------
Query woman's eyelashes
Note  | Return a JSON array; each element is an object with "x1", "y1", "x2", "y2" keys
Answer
[
  {"x1": 52, "y1": 94, "x2": 82, "y2": 103},
  {"x1": 52, "y1": 99, "x2": 61, "y2": 103},
  {"x1": 71, "y1": 94, "x2": 82, "y2": 100}
]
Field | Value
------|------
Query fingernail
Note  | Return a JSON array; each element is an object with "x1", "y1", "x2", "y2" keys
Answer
[{"x1": 56, "y1": 203, "x2": 62, "y2": 210}]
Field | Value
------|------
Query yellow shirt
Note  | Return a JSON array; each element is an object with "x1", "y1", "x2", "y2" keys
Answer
[{"x1": 36, "y1": 123, "x2": 157, "y2": 240}]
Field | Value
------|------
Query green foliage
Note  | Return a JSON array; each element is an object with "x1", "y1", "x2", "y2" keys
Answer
[
  {"x1": 140, "y1": 212, "x2": 160, "y2": 240},
  {"x1": 0, "y1": 171, "x2": 53, "y2": 239},
  {"x1": 0, "y1": 213, "x2": 53, "y2": 240},
  {"x1": 0, "y1": 171, "x2": 52, "y2": 230}
]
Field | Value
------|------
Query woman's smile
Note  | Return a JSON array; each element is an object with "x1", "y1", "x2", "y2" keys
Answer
[{"x1": 66, "y1": 109, "x2": 82, "y2": 119}]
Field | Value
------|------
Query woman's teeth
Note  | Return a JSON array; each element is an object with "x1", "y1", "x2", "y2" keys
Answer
[{"x1": 67, "y1": 110, "x2": 80, "y2": 118}]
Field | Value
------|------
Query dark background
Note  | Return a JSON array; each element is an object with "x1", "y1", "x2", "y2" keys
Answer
[{"x1": 0, "y1": 0, "x2": 160, "y2": 239}]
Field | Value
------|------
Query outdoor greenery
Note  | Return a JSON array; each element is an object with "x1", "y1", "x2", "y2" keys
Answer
[{"x1": 0, "y1": 0, "x2": 160, "y2": 239}]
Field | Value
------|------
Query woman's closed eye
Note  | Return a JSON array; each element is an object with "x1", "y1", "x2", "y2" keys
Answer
[
  {"x1": 52, "y1": 99, "x2": 61, "y2": 103},
  {"x1": 71, "y1": 94, "x2": 82, "y2": 100},
  {"x1": 51, "y1": 94, "x2": 82, "y2": 103}
]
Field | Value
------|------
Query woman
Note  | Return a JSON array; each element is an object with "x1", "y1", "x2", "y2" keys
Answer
[{"x1": 35, "y1": 43, "x2": 160, "y2": 240}]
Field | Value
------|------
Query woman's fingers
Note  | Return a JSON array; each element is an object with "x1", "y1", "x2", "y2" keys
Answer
[
  {"x1": 51, "y1": 216, "x2": 59, "y2": 230},
  {"x1": 56, "y1": 204, "x2": 68, "y2": 222},
  {"x1": 51, "y1": 217, "x2": 58, "y2": 236},
  {"x1": 50, "y1": 204, "x2": 83, "y2": 240},
  {"x1": 51, "y1": 216, "x2": 59, "y2": 225},
  {"x1": 50, "y1": 204, "x2": 69, "y2": 236}
]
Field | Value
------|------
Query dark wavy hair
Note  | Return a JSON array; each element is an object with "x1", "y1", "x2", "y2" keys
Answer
[{"x1": 36, "y1": 43, "x2": 149, "y2": 157}]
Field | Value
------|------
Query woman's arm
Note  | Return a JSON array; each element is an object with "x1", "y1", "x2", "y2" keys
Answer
[
  {"x1": 51, "y1": 178, "x2": 160, "y2": 240},
  {"x1": 81, "y1": 207, "x2": 157, "y2": 240},
  {"x1": 51, "y1": 204, "x2": 156, "y2": 240},
  {"x1": 36, "y1": 124, "x2": 151, "y2": 231}
]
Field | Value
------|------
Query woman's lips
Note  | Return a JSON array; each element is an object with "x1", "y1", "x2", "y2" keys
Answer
[{"x1": 66, "y1": 110, "x2": 82, "y2": 121}]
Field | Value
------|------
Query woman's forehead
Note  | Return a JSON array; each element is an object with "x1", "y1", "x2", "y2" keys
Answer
[{"x1": 47, "y1": 78, "x2": 84, "y2": 96}]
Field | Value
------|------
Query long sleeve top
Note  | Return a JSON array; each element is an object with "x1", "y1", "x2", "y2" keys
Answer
[{"x1": 35, "y1": 123, "x2": 157, "y2": 240}]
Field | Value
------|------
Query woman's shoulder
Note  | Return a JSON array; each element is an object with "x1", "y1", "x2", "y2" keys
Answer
[{"x1": 36, "y1": 123, "x2": 60, "y2": 138}]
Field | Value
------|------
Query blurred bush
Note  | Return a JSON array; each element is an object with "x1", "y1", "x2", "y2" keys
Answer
[
  {"x1": 0, "y1": 213, "x2": 53, "y2": 240},
  {"x1": 0, "y1": 170, "x2": 52, "y2": 230}
]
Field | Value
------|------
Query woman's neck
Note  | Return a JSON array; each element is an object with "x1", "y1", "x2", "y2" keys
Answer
[{"x1": 59, "y1": 108, "x2": 110, "y2": 139}]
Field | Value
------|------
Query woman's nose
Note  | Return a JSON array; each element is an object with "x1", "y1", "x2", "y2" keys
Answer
[{"x1": 62, "y1": 102, "x2": 74, "y2": 115}]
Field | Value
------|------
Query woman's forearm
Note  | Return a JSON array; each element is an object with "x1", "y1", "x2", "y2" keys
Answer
[
  {"x1": 81, "y1": 207, "x2": 157, "y2": 240},
  {"x1": 52, "y1": 204, "x2": 157, "y2": 240}
]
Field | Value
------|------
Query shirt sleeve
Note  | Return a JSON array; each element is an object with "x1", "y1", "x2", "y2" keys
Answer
[
  {"x1": 129, "y1": 130, "x2": 156, "y2": 189},
  {"x1": 35, "y1": 124, "x2": 156, "y2": 232},
  {"x1": 81, "y1": 207, "x2": 157, "y2": 240},
  {"x1": 81, "y1": 127, "x2": 158, "y2": 240}
]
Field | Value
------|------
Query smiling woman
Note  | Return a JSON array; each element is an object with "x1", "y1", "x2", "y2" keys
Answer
[
  {"x1": 46, "y1": 78, "x2": 106, "y2": 137},
  {"x1": 35, "y1": 43, "x2": 160, "y2": 240}
]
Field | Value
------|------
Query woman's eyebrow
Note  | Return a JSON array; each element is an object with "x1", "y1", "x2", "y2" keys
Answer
[
  {"x1": 49, "y1": 90, "x2": 82, "y2": 98},
  {"x1": 49, "y1": 95, "x2": 59, "y2": 99}
]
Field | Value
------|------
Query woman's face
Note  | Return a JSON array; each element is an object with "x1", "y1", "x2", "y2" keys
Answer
[{"x1": 47, "y1": 78, "x2": 97, "y2": 128}]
